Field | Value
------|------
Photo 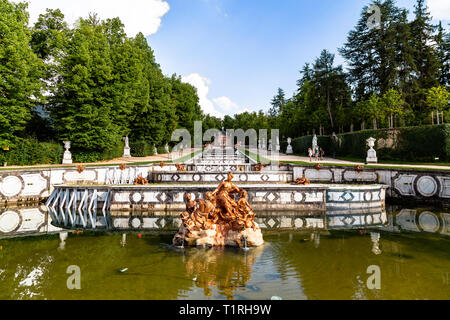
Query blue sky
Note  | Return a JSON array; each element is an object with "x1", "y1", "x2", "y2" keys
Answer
[
  {"x1": 25, "y1": 0, "x2": 450, "y2": 118},
  {"x1": 147, "y1": 0, "x2": 448, "y2": 117}
]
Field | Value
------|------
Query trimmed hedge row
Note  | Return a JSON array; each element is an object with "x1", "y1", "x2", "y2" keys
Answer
[
  {"x1": 72, "y1": 140, "x2": 125, "y2": 163},
  {"x1": 290, "y1": 124, "x2": 450, "y2": 162},
  {"x1": 0, "y1": 138, "x2": 171, "y2": 165},
  {"x1": 130, "y1": 140, "x2": 155, "y2": 158},
  {"x1": 280, "y1": 141, "x2": 288, "y2": 153},
  {"x1": 291, "y1": 135, "x2": 332, "y2": 156},
  {"x1": 0, "y1": 138, "x2": 63, "y2": 166}
]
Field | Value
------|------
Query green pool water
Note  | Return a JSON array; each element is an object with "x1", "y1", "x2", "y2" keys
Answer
[{"x1": 0, "y1": 214, "x2": 449, "y2": 300}]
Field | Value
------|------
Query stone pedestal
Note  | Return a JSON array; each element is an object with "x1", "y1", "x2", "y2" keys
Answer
[
  {"x1": 62, "y1": 152, "x2": 72, "y2": 164},
  {"x1": 366, "y1": 137, "x2": 378, "y2": 163},
  {"x1": 173, "y1": 224, "x2": 264, "y2": 248},
  {"x1": 62, "y1": 141, "x2": 72, "y2": 164},
  {"x1": 286, "y1": 138, "x2": 293, "y2": 154},
  {"x1": 123, "y1": 136, "x2": 131, "y2": 158},
  {"x1": 123, "y1": 147, "x2": 131, "y2": 158}
]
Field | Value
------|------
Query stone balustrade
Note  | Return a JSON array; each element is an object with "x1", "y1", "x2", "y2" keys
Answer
[{"x1": 0, "y1": 163, "x2": 449, "y2": 205}]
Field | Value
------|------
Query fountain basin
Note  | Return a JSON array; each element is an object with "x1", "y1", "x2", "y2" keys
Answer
[{"x1": 47, "y1": 184, "x2": 386, "y2": 212}]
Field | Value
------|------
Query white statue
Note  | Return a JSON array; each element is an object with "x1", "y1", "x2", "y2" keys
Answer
[
  {"x1": 312, "y1": 134, "x2": 318, "y2": 153},
  {"x1": 370, "y1": 232, "x2": 382, "y2": 255},
  {"x1": 366, "y1": 137, "x2": 378, "y2": 163},
  {"x1": 286, "y1": 137, "x2": 293, "y2": 154},
  {"x1": 62, "y1": 141, "x2": 72, "y2": 164},
  {"x1": 268, "y1": 139, "x2": 273, "y2": 151},
  {"x1": 154, "y1": 146, "x2": 158, "y2": 155},
  {"x1": 123, "y1": 136, "x2": 131, "y2": 158}
]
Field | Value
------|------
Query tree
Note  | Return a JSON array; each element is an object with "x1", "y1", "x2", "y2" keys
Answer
[
  {"x1": 339, "y1": 0, "x2": 405, "y2": 101},
  {"x1": 382, "y1": 89, "x2": 406, "y2": 128},
  {"x1": 50, "y1": 16, "x2": 120, "y2": 152},
  {"x1": 0, "y1": 0, "x2": 44, "y2": 147},
  {"x1": 170, "y1": 75, "x2": 203, "y2": 135},
  {"x1": 355, "y1": 94, "x2": 384, "y2": 129},
  {"x1": 410, "y1": 0, "x2": 440, "y2": 122},
  {"x1": 203, "y1": 114, "x2": 222, "y2": 132},
  {"x1": 128, "y1": 33, "x2": 177, "y2": 148},
  {"x1": 435, "y1": 22, "x2": 450, "y2": 88},
  {"x1": 103, "y1": 18, "x2": 145, "y2": 136},
  {"x1": 410, "y1": 0, "x2": 440, "y2": 89},
  {"x1": 312, "y1": 50, "x2": 350, "y2": 131},
  {"x1": 268, "y1": 88, "x2": 285, "y2": 129},
  {"x1": 30, "y1": 8, "x2": 68, "y2": 61},
  {"x1": 425, "y1": 86, "x2": 450, "y2": 124},
  {"x1": 29, "y1": 8, "x2": 69, "y2": 140}
]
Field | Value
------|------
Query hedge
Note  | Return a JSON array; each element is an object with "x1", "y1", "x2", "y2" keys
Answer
[
  {"x1": 0, "y1": 138, "x2": 63, "y2": 166},
  {"x1": 0, "y1": 138, "x2": 169, "y2": 165},
  {"x1": 291, "y1": 135, "x2": 332, "y2": 156},
  {"x1": 130, "y1": 140, "x2": 155, "y2": 157},
  {"x1": 290, "y1": 124, "x2": 450, "y2": 162},
  {"x1": 280, "y1": 141, "x2": 288, "y2": 153}
]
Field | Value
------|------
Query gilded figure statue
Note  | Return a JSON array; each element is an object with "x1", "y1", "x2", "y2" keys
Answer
[{"x1": 173, "y1": 172, "x2": 264, "y2": 247}]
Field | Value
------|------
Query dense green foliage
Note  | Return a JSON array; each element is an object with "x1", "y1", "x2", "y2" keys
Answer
[
  {"x1": 0, "y1": 0, "x2": 44, "y2": 148},
  {"x1": 1, "y1": 0, "x2": 449, "y2": 166},
  {"x1": 0, "y1": 139, "x2": 63, "y2": 165},
  {"x1": 0, "y1": 1, "x2": 203, "y2": 164},
  {"x1": 224, "y1": 0, "x2": 449, "y2": 141},
  {"x1": 290, "y1": 125, "x2": 450, "y2": 162},
  {"x1": 130, "y1": 140, "x2": 155, "y2": 157},
  {"x1": 291, "y1": 136, "x2": 333, "y2": 156}
]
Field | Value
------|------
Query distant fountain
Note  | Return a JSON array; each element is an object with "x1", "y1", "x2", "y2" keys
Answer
[{"x1": 173, "y1": 172, "x2": 264, "y2": 248}]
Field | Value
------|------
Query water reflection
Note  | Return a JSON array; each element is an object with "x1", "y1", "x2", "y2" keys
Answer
[
  {"x1": 0, "y1": 218, "x2": 449, "y2": 299},
  {"x1": 1, "y1": 205, "x2": 450, "y2": 239},
  {"x1": 183, "y1": 246, "x2": 264, "y2": 299},
  {"x1": 0, "y1": 206, "x2": 63, "y2": 239},
  {"x1": 0, "y1": 205, "x2": 449, "y2": 299}
]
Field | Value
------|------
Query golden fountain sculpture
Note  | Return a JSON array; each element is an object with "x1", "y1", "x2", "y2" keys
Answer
[{"x1": 173, "y1": 172, "x2": 264, "y2": 248}]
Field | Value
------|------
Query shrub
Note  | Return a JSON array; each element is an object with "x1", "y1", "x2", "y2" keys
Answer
[
  {"x1": 130, "y1": 140, "x2": 154, "y2": 157},
  {"x1": 289, "y1": 125, "x2": 450, "y2": 162},
  {"x1": 72, "y1": 140, "x2": 125, "y2": 163},
  {"x1": 157, "y1": 145, "x2": 171, "y2": 155},
  {"x1": 280, "y1": 141, "x2": 288, "y2": 153},
  {"x1": 0, "y1": 138, "x2": 63, "y2": 165},
  {"x1": 292, "y1": 135, "x2": 332, "y2": 156}
]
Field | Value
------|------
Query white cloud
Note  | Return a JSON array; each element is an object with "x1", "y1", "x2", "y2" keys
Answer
[
  {"x1": 182, "y1": 73, "x2": 224, "y2": 118},
  {"x1": 22, "y1": 0, "x2": 170, "y2": 36},
  {"x1": 182, "y1": 73, "x2": 241, "y2": 118},
  {"x1": 427, "y1": 0, "x2": 450, "y2": 21},
  {"x1": 213, "y1": 96, "x2": 239, "y2": 112}
]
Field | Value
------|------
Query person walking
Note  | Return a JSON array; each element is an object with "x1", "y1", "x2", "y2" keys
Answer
[
  {"x1": 308, "y1": 148, "x2": 313, "y2": 162},
  {"x1": 319, "y1": 147, "x2": 325, "y2": 161}
]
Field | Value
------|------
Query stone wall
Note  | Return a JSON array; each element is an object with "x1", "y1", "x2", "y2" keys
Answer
[
  {"x1": 0, "y1": 163, "x2": 449, "y2": 205},
  {"x1": 0, "y1": 205, "x2": 63, "y2": 239},
  {"x1": 292, "y1": 165, "x2": 450, "y2": 205},
  {"x1": 47, "y1": 184, "x2": 386, "y2": 221}
]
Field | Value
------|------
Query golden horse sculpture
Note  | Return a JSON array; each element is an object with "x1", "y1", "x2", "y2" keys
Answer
[{"x1": 173, "y1": 172, "x2": 264, "y2": 248}]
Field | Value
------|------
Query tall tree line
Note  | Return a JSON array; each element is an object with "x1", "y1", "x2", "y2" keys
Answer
[
  {"x1": 0, "y1": 0, "x2": 203, "y2": 155},
  {"x1": 226, "y1": 0, "x2": 449, "y2": 140}
]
